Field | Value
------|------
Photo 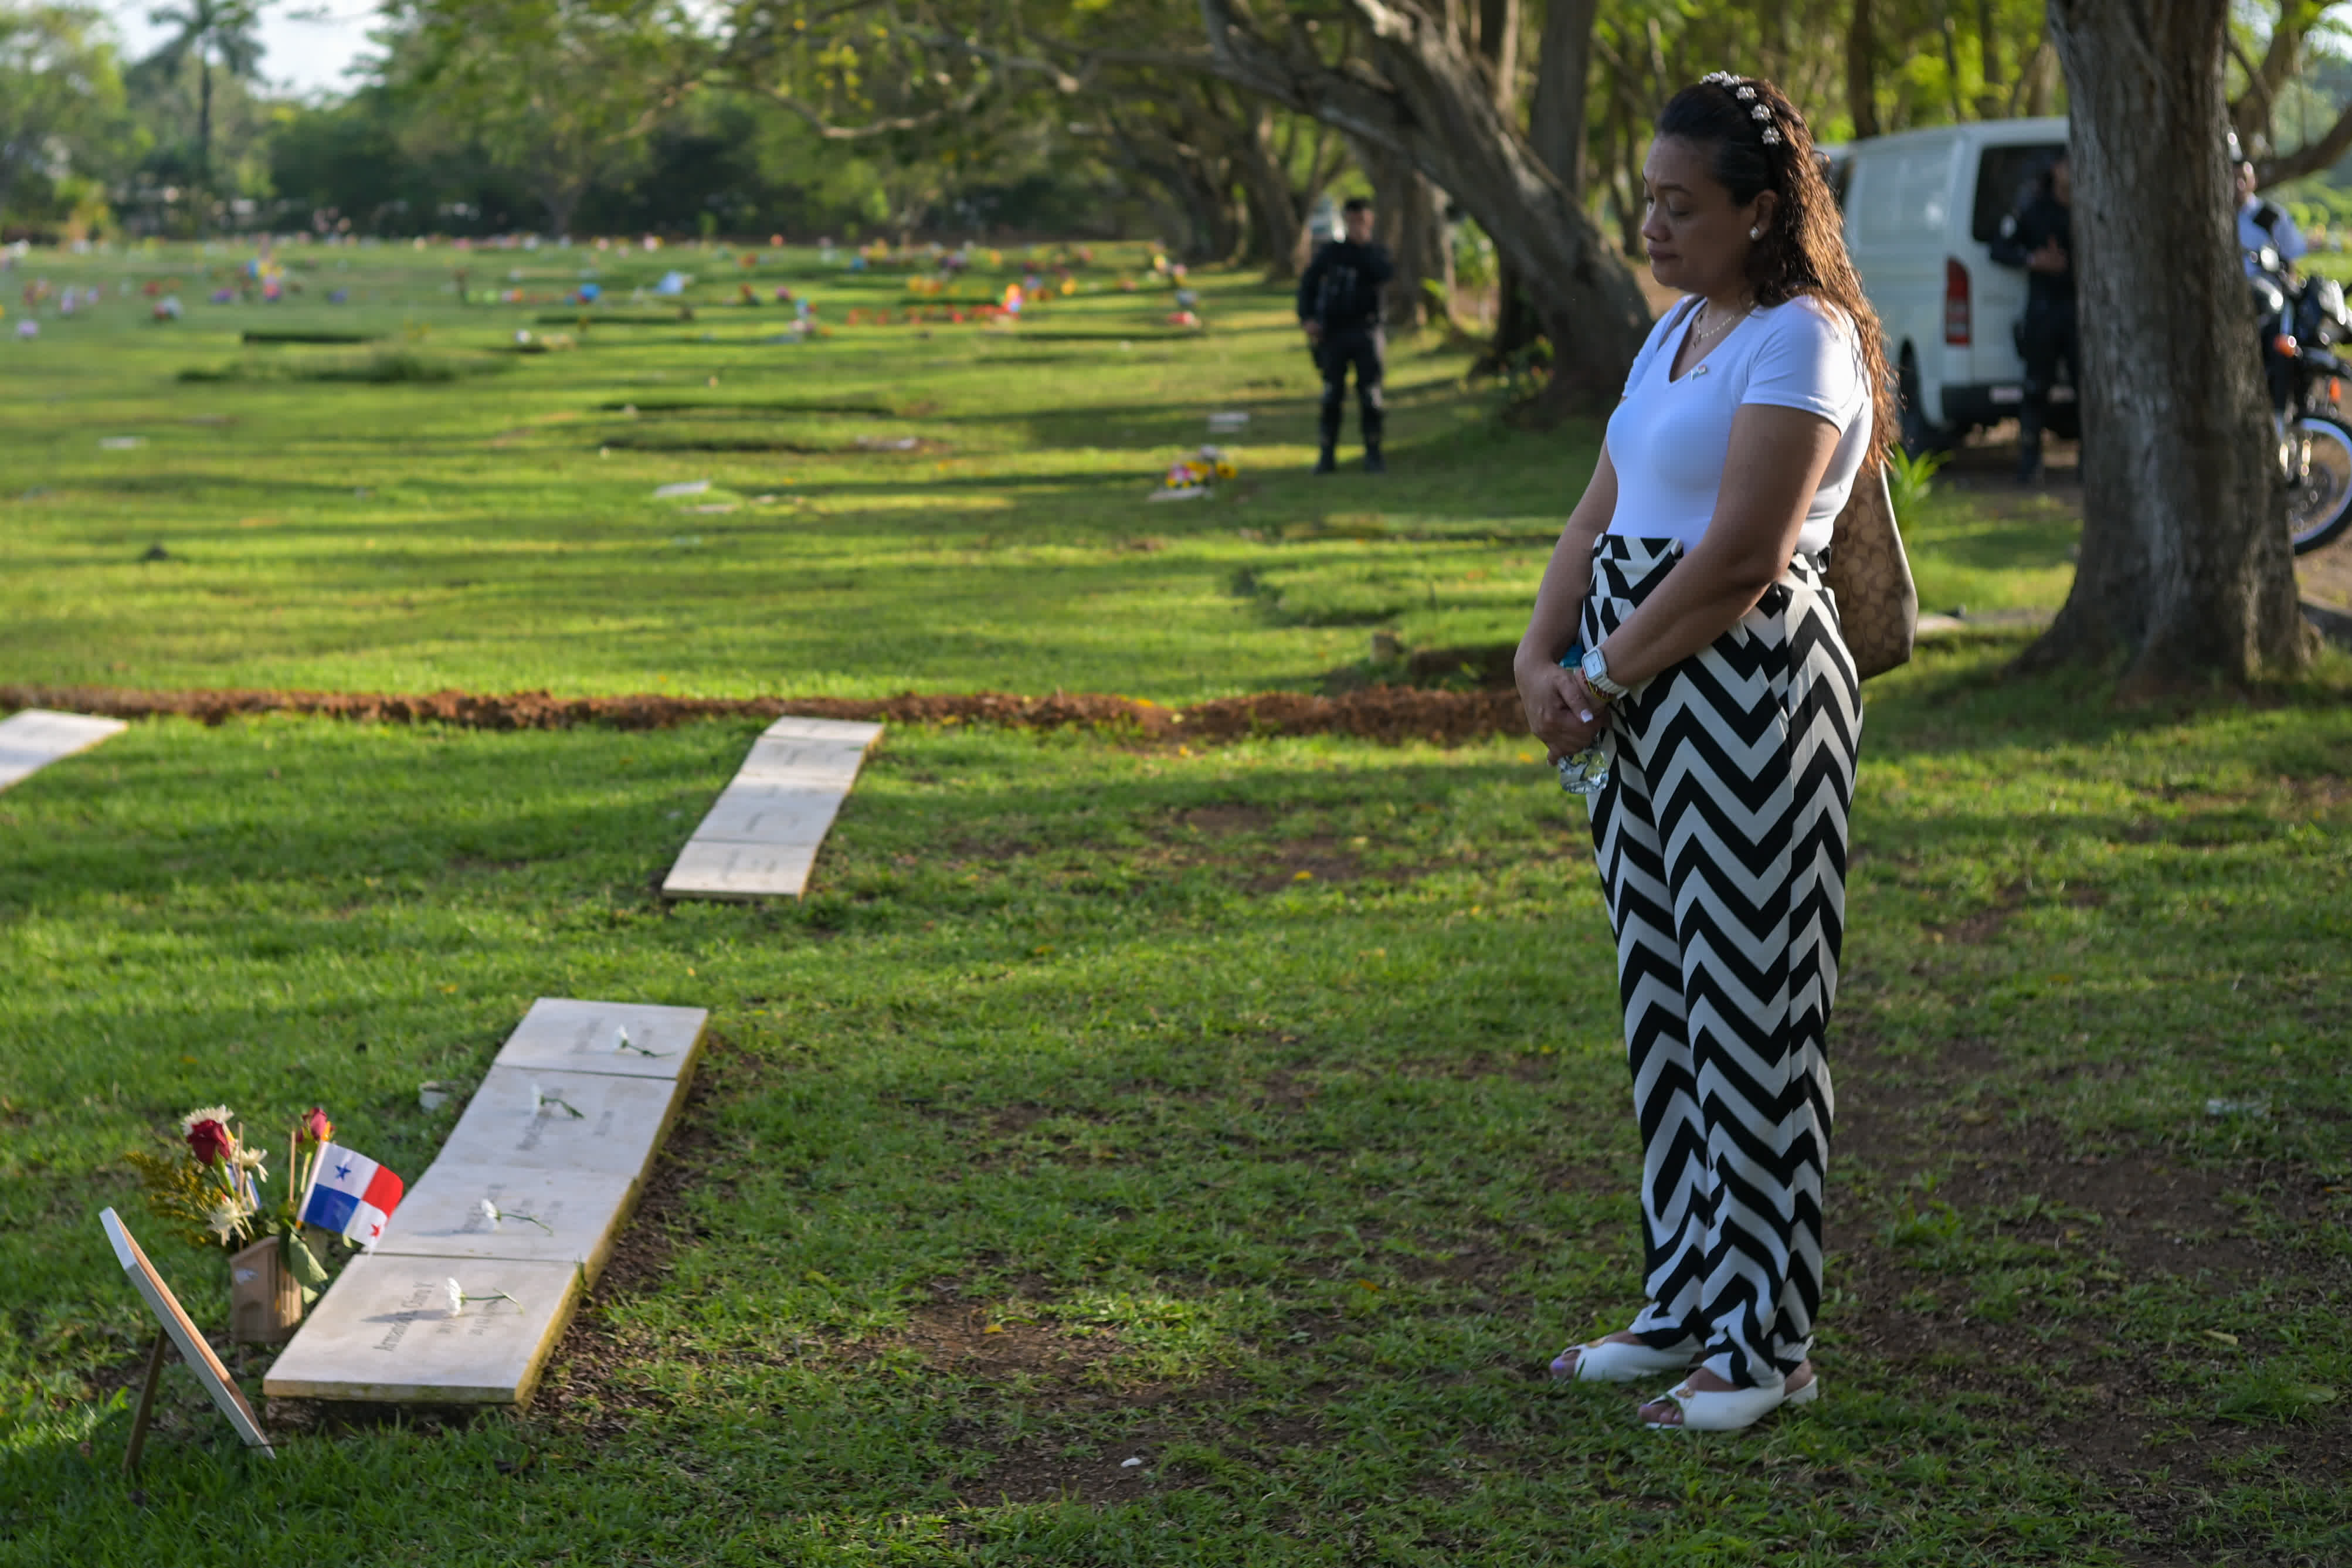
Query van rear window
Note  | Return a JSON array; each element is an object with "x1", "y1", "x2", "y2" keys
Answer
[{"x1": 1972, "y1": 144, "x2": 2066, "y2": 241}]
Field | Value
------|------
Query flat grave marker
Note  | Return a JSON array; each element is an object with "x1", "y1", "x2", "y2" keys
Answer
[
  {"x1": 662, "y1": 840, "x2": 818, "y2": 900},
  {"x1": 662, "y1": 715, "x2": 882, "y2": 901},
  {"x1": 435, "y1": 1065, "x2": 688, "y2": 1179},
  {"x1": 261, "y1": 1255, "x2": 583, "y2": 1406},
  {"x1": 0, "y1": 708, "x2": 127, "y2": 793},
  {"x1": 492, "y1": 996, "x2": 708, "y2": 1082},
  {"x1": 370, "y1": 1165, "x2": 639, "y2": 1281}
]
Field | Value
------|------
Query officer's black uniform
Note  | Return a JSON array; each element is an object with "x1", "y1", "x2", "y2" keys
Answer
[
  {"x1": 1297, "y1": 236, "x2": 1395, "y2": 470},
  {"x1": 1990, "y1": 183, "x2": 2075, "y2": 481}
]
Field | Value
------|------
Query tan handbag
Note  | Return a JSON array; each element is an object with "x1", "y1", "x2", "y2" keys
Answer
[{"x1": 1822, "y1": 463, "x2": 1917, "y2": 679}]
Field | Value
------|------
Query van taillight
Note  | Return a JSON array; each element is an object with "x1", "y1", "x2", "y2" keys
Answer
[{"x1": 1944, "y1": 259, "x2": 1971, "y2": 346}]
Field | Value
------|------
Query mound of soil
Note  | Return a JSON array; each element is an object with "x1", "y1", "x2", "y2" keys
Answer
[{"x1": 0, "y1": 681, "x2": 1526, "y2": 749}]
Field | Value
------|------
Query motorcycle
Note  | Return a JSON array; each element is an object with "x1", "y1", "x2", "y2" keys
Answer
[{"x1": 2249, "y1": 244, "x2": 2352, "y2": 554}]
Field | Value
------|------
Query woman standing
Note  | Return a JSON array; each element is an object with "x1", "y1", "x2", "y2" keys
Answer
[{"x1": 1513, "y1": 74, "x2": 1894, "y2": 1433}]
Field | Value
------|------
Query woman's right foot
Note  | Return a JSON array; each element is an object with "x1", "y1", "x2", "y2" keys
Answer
[{"x1": 1550, "y1": 1332, "x2": 1698, "y2": 1383}]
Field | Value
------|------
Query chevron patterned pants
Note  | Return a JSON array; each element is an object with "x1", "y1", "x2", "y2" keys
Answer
[{"x1": 1581, "y1": 535, "x2": 1860, "y2": 1391}]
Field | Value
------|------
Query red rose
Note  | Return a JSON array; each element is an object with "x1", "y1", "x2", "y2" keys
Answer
[
  {"x1": 300, "y1": 1107, "x2": 334, "y2": 1144},
  {"x1": 185, "y1": 1118, "x2": 232, "y2": 1166}
]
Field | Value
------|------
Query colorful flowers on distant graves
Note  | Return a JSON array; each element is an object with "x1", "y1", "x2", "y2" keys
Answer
[{"x1": 1162, "y1": 444, "x2": 1238, "y2": 493}]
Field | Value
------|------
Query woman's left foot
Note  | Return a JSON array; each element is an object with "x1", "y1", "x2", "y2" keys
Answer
[{"x1": 1638, "y1": 1361, "x2": 1818, "y2": 1432}]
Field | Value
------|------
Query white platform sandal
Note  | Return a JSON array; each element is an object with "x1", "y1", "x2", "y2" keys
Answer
[
  {"x1": 1641, "y1": 1365, "x2": 1821, "y2": 1431},
  {"x1": 1549, "y1": 1336, "x2": 1700, "y2": 1383}
]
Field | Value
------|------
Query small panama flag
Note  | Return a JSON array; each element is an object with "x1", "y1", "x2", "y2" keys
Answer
[{"x1": 298, "y1": 1142, "x2": 405, "y2": 1248}]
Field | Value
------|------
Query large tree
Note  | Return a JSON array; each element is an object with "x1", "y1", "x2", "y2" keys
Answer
[
  {"x1": 1192, "y1": 0, "x2": 1650, "y2": 412},
  {"x1": 0, "y1": 4, "x2": 130, "y2": 218},
  {"x1": 2021, "y1": 0, "x2": 2313, "y2": 685},
  {"x1": 387, "y1": 0, "x2": 694, "y2": 236}
]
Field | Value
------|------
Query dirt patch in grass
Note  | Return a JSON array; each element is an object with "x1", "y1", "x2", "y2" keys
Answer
[
  {"x1": 3, "y1": 680, "x2": 1525, "y2": 749},
  {"x1": 1243, "y1": 836, "x2": 1381, "y2": 891},
  {"x1": 1173, "y1": 803, "x2": 1275, "y2": 836},
  {"x1": 1831, "y1": 1030, "x2": 2352, "y2": 1523},
  {"x1": 895, "y1": 1299, "x2": 1121, "y2": 1384},
  {"x1": 956, "y1": 1419, "x2": 1194, "y2": 1507},
  {"x1": 1926, "y1": 878, "x2": 2107, "y2": 945}
]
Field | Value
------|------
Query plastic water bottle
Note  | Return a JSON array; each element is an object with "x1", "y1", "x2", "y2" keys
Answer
[{"x1": 1553, "y1": 643, "x2": 1611, "y2": 796}]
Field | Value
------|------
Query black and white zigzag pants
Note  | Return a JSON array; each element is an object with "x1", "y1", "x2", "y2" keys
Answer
[{"x1": 1582, "y1": 535, "x2": 1860, "y2": 1391}]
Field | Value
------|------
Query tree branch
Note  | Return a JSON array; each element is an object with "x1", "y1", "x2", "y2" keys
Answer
[
  {"x1": 2258, "y1": 94, "x2": 2352, "y2": 186},
  {"x1": 762, "y1": 80, "x2": 992, "y2": 140}
]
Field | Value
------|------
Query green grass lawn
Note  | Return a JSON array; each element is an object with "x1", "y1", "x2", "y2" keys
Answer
[
  {"x1": 2, "y1": 242, "x2": 2348, "y2": 1565},
  {"x1": 6, "y1": 241, "x2": 2064, "y2": 701}
]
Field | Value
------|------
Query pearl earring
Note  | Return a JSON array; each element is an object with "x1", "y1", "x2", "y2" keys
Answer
[{"x1": 1749, "y1": 226, "x2": 1763, "y2": 239}]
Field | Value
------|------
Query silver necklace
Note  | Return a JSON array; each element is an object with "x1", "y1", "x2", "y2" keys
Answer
[
  {"x1": 1678, "y1": 301, "x2": 1752, "y2": 379},
  {"x1": 1688, "y1": 302, "x2": 1751, "y2": 348}
]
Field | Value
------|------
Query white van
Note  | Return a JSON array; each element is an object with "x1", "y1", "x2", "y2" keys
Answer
[{"x1": 1827, "y1": 117, "x2": 2073, "y2": 452}]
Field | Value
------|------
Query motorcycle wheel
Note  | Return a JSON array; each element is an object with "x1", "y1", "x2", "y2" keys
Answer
[{"x1": 2287, "y1": 413, "x2": 2352, "y2": 555}]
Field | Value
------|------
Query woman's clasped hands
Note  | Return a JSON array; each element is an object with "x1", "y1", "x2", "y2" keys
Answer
[{"x1": 1513, "y1": 646, "x2": 1611, "y2": 762}]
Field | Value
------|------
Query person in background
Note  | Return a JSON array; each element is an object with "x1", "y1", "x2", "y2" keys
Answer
[
  {"x1": 1989, "y1": 151, "x2": 2073, "y2": 484},
  {"x1": 2236, "y1": 159, "x2": 2307, "y2": 277},
  {"x1": 1297, "y1": 197, "x2": 1394, "y2": 473}
]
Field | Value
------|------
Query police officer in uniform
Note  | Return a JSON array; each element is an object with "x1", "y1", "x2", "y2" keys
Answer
[
  {"x1": 1298, "y1": 197, "x2": 1396, "y2": 473},
  {"x1": 1990, "y1": 152, "x2": 2073, "y2": 484}
]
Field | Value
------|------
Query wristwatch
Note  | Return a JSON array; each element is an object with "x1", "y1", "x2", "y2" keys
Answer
[{"x1": 1581, "y1": 645, "x2": 1632, "y2": 701}]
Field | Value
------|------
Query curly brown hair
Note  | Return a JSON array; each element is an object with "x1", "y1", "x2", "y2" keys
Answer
[{"x1": 1656, "y1": 76, "x2": 1896, "y2": 473}]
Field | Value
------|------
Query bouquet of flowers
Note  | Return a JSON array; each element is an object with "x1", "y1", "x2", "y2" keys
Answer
[
  {"x1": 127, "y1": 1104, "x2": 338, "y2": 1301},
  {"x1": 1156, "y1": 445, "x2": 1239, "y2": 499}
]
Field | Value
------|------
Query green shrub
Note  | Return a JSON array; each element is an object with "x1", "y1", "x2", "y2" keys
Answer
[{"x1": 1887, "y1": 444, "x2": 1952, "y2": 516}]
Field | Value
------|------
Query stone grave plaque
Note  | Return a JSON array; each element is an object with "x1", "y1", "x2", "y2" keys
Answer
[
  {"x1": 260, "y1": 1255, "x2": 582, "y2": 1405},
  {"x1": 761, "y1": 715, "x2": 884, "y2": 750},
  {"x1": 0, "y1": 709, "x2": 128, "y2": 792},
  {"x1": 661, "y1": 715, "x2": 880, "y2": 901},
  {"x1": 691, "y1": 784, "x2": 844, "y2": 845},
  {"x1": 371, "y1": 1165, "x2": 639, "y2": 1283},
  {"x1": 493, "y1": 997, "x2": 709, "y2": 1083},
  {"x1": 661, "y1": 840, "x2": 817, "y2": 901},
  {"x1": 436, "y1": 1065, "x2": 687, "y2": 1178},
  {"x1": 734, "y1": 736, "x2": 871, "y2": 784}
]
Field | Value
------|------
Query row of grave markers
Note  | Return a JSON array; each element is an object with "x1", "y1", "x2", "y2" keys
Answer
[
  {"x1": 261, "y1": 997, "x2": 710, "y2": 1406},
  {"x1": 33, "y1": 708, "x2": 887, "y2": 1445},
  {"x1": 6, "y1": 705, "x2": 881, "y2": 905}
]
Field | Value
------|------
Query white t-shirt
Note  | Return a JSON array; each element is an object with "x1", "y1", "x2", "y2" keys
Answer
[{"x1": 1604, "y1": 294, "x2": 1872, "y2": 554}]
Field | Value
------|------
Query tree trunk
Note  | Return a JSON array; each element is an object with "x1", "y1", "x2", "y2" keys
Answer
[
  {"x1": 2020, "y1": 0, "x2": 2314, "y2": 687},
  {"x1": 1353, "y1": 135, "x2": 1450, "y2": 327},
  {"x1": 1476, "y1": 0, "x2": 1519, "y2": 108},
  {"x1": 1526, "y1": 0, "x2": 1593, "y2": 197},
  {"x1": 198, "y1": 53, "x2": 214, "y2": 194},
  {"x1": 1199, "y1": 0, "x2": 1650, "y2": 416},
  {"x1": 1611, "y1": 93, "x2": 1645, "y2": 256},
  {"x1": 544, "y1": 186, "x2": 580, "y2": 240},
  {"x1": 1489, "y1": 0, "x2": 1594, "y2": 365},
  {"x1": 1847, "y1": 0, "x2": 1880, "y2": 140},
  {"x1": 1231, "y1": 104, "x2": 1311, "y2": 279}
]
